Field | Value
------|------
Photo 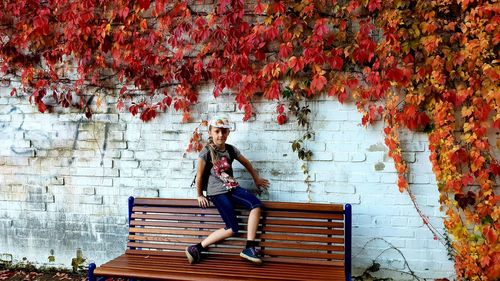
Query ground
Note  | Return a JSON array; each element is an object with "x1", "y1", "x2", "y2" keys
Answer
[{"x1": 0, "y1": 269, "x2": 85, "y2": 281}]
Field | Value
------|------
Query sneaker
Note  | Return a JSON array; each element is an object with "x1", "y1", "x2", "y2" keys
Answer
[
  {"x1": 185, "y1": 245, "x2": 202, "y2": 264},
  {"x1": 240, "y1": 247, "x2": 262, "y2": 264}
]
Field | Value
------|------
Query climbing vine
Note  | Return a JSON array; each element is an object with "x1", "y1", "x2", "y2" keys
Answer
[
  {"x1": 1, "y1": 1, "x2": 498, "y2": 279},
  {"x1": 286, "y1": 90, "x2": 314, "y2": 201}
]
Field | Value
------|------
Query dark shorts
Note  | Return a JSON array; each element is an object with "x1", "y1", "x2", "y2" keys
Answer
[{"x1": 208, "y1": 186, "x2": 262, "y2": 235}]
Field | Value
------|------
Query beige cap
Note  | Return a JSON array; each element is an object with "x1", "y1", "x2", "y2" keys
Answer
[{"x1": 208, "y1": 116, "x2": 232, "y2": 129}]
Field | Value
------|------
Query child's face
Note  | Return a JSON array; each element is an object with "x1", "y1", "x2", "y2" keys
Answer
[{"x1": 209, "y1": 127, "x2": 230, "y2": 147}]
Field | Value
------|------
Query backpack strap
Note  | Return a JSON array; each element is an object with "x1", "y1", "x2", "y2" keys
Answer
[
  {"x1": 225, "y1": 144, "x2": 238, "y2": 162},
  {"x1": 190, "y1": 146, "x2": 212, "y2": 189}
]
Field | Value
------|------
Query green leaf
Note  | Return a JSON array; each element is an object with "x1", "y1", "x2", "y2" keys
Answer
[
  {"x1": 282, "y1": 87, "x2": 293, "y2": 98},
  {"x1": 481, "y1": 215, "x2": 493, "y2": 225}
]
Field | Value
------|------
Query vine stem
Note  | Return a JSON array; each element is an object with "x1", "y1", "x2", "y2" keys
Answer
[
  {"x1": 406, "y1": 185, "x2": 456, "y2": 255},
  {"x1": 353, "y1": 238, "x2": 423, "y2": 281}
]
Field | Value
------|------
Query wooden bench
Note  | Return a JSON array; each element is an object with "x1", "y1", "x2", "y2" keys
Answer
[{"x1": 88, "y1": 197, "x2": 352, "y2": 281}]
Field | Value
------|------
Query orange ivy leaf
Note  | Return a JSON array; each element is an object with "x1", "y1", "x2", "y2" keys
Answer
[{"x1": 482, "y1": 226, "x2": 497, "y2": 245}]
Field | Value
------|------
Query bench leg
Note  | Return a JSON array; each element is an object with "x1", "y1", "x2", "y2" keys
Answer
[
  {"x1": 88, "y1": 263, "x2": 96, "y2": 281},
  {"x1": 345, "y1": 204, "x2": 352, "y2": 281}
]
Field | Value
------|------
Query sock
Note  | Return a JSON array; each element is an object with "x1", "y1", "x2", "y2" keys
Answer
[
  {"x1": 196, "y1": 243, "x2": 206, "y2": 252},
  {"x1": 246, "y1": 240, "x2": 258, "y2": 249}
]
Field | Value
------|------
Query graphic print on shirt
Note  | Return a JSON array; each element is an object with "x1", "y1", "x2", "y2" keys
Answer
[{"x1": 213, "y1": 156, "x2": 239, "y2": 190}]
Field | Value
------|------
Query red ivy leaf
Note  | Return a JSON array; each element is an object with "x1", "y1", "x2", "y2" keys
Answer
[
  {"x1": 138, "y1": 0, "x2": 150, "y2": 10},
  {"x1": 493, "y1": 119, "x2": 500, "y2": 130},
  {"x1": 311, "y1": 74, "x2": 327, "y2": 92},
  {"x1": 279, "y1": 42, "x2": 293, "y2": 59},
  {"x1": 368, "y1": 0, "x2": 382, "y2": 12},
  {"x1": 254, "y1": 0, "x2": 265, "y2": 14},
  {"x1": 120, "y1": 86, "x2": 128, "y2": 96},
  {"x1": 116, "y1": 99, "x2": 124, "y2": 111},
  {"x1": 288, "y1": 56, "x2": 304, "y2": 73},
  {"x1": 38, "y1": 102, "x2": 47, "y2": 113},
  {"x1": 163, "y1": 96, "x2": 172, "y2": 107},
  {"x1": 277, "y1": 114, "x2": 287, "y2": 125},
  {"x1": 461, "y1": 174, "x2": 474, "y2": 186},
  {"x1": 276, "y1": 104, "x2": 285, "y2": 114},
  {"x1": 129, "y1": 104, "x2": 139, "y2": 116},
  {"x1": 329, "y1": 56, "x2": 343, "y2": 70},
  {"x1": 264, "y1": 81, "x2": 280, "y2": 100},
  {"x1": 313, "y1": 19, "x2": 329, "y2": 37}
]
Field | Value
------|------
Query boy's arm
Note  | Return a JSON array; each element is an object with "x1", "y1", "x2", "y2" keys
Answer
[
  {"x1": 236, "y1": 155, "x2": 269, "y2": 189},
  {"x1": 196, "y1": 158, "x2": 209, "y2": 208}
]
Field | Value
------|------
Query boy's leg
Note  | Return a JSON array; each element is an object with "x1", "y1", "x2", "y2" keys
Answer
[
  {"x1": 231, "y1": 187, "x2": 262, "y2": 240},
  {"x1": 246, "y1": 207, "x2": 261, "y2": 241},
  {"x1": 230, "y1": 187, "x2": 263, "y2": 264},
  {"x1": 201, "y1": 228, "x2": 233, "y2": 247},
  {"x1": 186, "y1": 192, "x2": 239, "y2": 264}
]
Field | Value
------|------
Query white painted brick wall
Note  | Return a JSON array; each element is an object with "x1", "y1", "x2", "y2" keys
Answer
[{"x1": 0, "y1": 85, "x2": 475, "y2": 280}]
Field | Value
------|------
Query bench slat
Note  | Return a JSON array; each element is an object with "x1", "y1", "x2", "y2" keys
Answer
[
  {"x1": 133, "y1": 206, "x2": 220, "y2": 215},
  {"x1": 133, "y1": 198, "x2": 344, "y2": 212},
  {"x1": 261, "y1": 241, "x2": 344, "y2": 252},
  {"x1": 132, "y1": 213, "x2": 224, "y2": 222},
  {"x1": 130, "y1": 227, "x2": 214, "y2": 236},
  {"x1": 130, "y1": 220, "x2": 225, "y2": 229},
  {"x1": 262, "y1": 225, "x2": 344, "y2": 235},
  {"x1": 263, "y1": 218, "x2": 344, "y2": 228},
  {"x1": 263, "y1": 249, "x2": 344, "y2": 260},
  {"x1": 264, "y1": 210, "x2": 344, "y2": 220},
  {"x1": 260, "y1": 233, "x2": 344, "y2": 243}
]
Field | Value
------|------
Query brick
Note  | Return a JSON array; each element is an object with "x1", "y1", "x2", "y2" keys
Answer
[
  {"x1": 380, "y1": 173, "x2": 397, "y2": 183},
  {"x1": 134, "y1": 151, "x2": 160, "y2": 160},
  {"x1": 207, "y1": 103, "x2": 217, "y2": 112},
  {"x1": 349, "y1": 152, "x2": 366, "y2": 162},
  {"x1": 409, "y1": 173, "x2": 430, "y2": 184},
  {"x1": 92, "y1": 114, "x2": 119, "y2": 123},
  {"x1": 132, "y1": 188, "x2": 160, "y2": 197},
  {"x1": 313, "y1": 121, "x2": 341, "y2": 131},
  {"x1": 68, "y1": 176, "x2": 113, "y2": 186},
  {"x1": 115, "y1": 160, "x2": 140, "y2": 169},
  {"x1": 78, "y1": 195, "x2": 103, "y2": 205},
  {"x1": 401, "y1": 141, "x2": 426, "y2": 152},
  {"x1": 0, "y1": 115, "x2": 11, "y2": 122},
  {"x1": 69, "y1": 167, "x2": 119, "y2": 177},
  {"x1": 311, "y1": 193, "x2": 361, "y2": 204},
  {"x1": 4, "y1": 157, "x2": 29, "y2": 166},
  {"x1": 218, "y1": 103, "x2": 235, "y2": 112},
  {"x1": 390, "y1": 217, "x2": 409, "y2": 226},
  {"x1": 333, "y1": 152, "x2": 349, "y2": 162},
  {"x1": 353, "y1": 226, "x2": 415, "y2": 238},
  {"x1": 315, "y1": 172, "x2": 349, "y2": 182},
  {"x1": 26, "y1": 193, "x2": 54, "y2": 203},
  {"x1": 324, "y1": 183, "x2": 356, "y2": 194}
]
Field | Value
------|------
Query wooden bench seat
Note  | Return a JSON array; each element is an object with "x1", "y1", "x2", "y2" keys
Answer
[{"x1": 88, "y1": 197, "x2": 352, "y2": 281}]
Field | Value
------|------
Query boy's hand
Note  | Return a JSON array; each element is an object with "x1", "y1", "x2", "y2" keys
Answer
[
  {"x1": 197, "y1": 195, "x2": 209, "y2": 208},
  {"x1": 254, "y1": 177, "x2": 270, "y2": 190}
]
